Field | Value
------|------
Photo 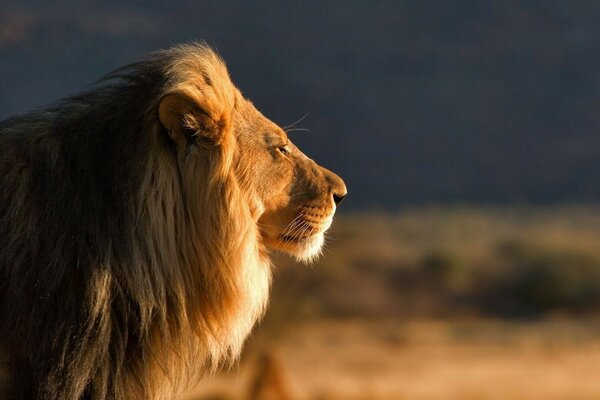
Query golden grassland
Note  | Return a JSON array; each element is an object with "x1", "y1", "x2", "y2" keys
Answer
[
  {"x1": 186, "y1": 318, "x2": 600, "y2": 400},
  {"x1": 184, "y1": 206, "x2": 600, "y2": 400}
]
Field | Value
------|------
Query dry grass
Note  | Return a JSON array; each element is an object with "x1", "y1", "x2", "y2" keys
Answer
[{"x1": 184, "y1": 318, "x2": 600, "y2": 400}]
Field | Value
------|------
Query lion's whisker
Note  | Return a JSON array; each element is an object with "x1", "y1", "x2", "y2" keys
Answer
[
  {"x1": 282, "y1": 113, "x2": 309, "y2": 130},
  {"x1": 284, "y1": 128, "x2": 311, "y2": 133},
  {"x1": 280, "y1": 214, "x2": 305, "y2": 237}
]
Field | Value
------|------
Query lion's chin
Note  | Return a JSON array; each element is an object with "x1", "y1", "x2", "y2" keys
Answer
[{"x1": 270, "y1": 232, "x2": 325, "y2": 264}]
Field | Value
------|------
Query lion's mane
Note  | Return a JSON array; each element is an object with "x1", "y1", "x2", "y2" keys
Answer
[{"x1": 0, "y1": 44, "x2": 270, "y2": 399}]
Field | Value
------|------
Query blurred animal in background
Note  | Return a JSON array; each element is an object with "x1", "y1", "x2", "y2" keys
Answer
[
  {"x1": 0, "y1": 43, "x2": 346, "y2": 399},
  {"x1": 185, "y1": 351, "x2": 294, "y2": 400},
  {"x1": 247, "y1": 353, "x2": 293, "y2": 400}
]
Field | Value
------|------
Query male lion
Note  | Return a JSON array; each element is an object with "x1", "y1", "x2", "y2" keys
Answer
[{"x1": 0, "y1": 43, "x2": 346, "y2": 399}]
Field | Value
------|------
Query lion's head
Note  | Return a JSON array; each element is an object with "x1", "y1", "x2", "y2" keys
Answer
[
  {"x1": 0, "y1": 43, "x2": 345, "y2": 399},
  {"x1": 157, "y1": 46, "x2": 346, "y2": 263}
]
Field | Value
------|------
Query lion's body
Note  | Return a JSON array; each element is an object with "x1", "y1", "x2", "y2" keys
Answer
[{"x1": 0, "y1": 44, "x2": 345, "y2": 399}]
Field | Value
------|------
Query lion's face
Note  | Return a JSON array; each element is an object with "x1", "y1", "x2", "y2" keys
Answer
[{"x1": 232, "y1": 99, "x2": 347, "y2": 262}]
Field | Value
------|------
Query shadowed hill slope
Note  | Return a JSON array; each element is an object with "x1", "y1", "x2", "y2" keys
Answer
[{"x1": 2, "y1": 1, "x2": 600, "y2": 207}]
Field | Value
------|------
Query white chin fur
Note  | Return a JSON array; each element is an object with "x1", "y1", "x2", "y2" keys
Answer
[{"x1": 290, "y1": 233, "x2": 325, "y2": 264}]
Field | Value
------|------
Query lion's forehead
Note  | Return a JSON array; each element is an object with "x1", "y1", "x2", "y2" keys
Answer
[{"x1": 232, "y1": 103, "x2": 285, "y2": 142}]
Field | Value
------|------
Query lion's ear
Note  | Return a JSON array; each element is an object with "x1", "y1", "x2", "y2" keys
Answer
[{"x1": 158, "y1": 92, "x2": 223, "y2": 145}]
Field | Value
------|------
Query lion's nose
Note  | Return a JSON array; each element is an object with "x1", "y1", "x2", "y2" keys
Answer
[
  {"x1": 333, "y1": 192, "x2": 346, "y2": 206},
  {"x1": 326, "y1": 170, "x2": 347, "y2": 207}
]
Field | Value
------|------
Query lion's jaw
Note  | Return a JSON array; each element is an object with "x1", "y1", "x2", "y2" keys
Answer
[{"x1": 259, "y1": 204, "x2": 337, "y2": 263}]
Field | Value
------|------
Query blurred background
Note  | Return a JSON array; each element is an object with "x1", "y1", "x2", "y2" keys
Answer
[{"x1": 2, "y1": 1, "x2": 600, "y2": 399}]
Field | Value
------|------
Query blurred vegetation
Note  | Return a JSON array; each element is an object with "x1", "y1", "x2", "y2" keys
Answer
[{"x1": 266, "y1": 205, "x2": 600, "y2": 322}]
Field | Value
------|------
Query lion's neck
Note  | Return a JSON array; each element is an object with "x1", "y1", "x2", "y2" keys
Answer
[{"x1": 123, "y1": 146, "x2": 271, "y2": 398}]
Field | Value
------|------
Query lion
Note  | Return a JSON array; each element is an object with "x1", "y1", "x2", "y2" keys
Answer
[{"x1": 0, "y1": 43, "x2": 346, "y2": 400}]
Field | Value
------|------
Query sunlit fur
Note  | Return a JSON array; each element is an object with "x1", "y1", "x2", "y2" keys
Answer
[{"x1": 0, "y1": 43, "x2": 345, "y2": 399}]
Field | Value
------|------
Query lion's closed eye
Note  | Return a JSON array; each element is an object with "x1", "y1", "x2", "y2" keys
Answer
[{"x1": 276, "y1": 144, "x2": 291, "y2": 156}]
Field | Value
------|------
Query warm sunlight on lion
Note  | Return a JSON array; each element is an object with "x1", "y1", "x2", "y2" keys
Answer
[{"x1": 0, "y1": 43, "x2": 346, "y2": 400}]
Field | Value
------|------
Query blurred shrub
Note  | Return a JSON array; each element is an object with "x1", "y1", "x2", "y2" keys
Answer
[
  {"x1": 476, "y1": 240, "x2": 600, "y2": 317},
  {"x1": 265, "y1": 208, "x2": 600, "y2": 322},
  {"x1": 420, "y1": 249, "x2": 469, "y2": 292}
]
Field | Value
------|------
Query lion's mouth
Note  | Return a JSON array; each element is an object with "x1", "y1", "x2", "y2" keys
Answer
[
  {"x1": 259, "y1": 212, "x2": 334, "y2": 263},
  {"x1": 275, "y1": 230, "x2": 325, "y2": 263},
  {"x1": 279, "y1": 233, "x2": 319, "y2": 243}
]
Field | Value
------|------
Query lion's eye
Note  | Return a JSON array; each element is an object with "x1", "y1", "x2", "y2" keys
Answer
[{"x1": 277, "y1": 145, "x2": 291, "y2": 156}]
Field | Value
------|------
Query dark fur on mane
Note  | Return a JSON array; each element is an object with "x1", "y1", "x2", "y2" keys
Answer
[{"x1": 0, "y1": 44, "x2": 270, "y2": 399}]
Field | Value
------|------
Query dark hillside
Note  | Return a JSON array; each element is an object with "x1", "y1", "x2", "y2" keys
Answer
[{"x1": 2, "y1": 1, "x2": 600, "y2": 207}]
